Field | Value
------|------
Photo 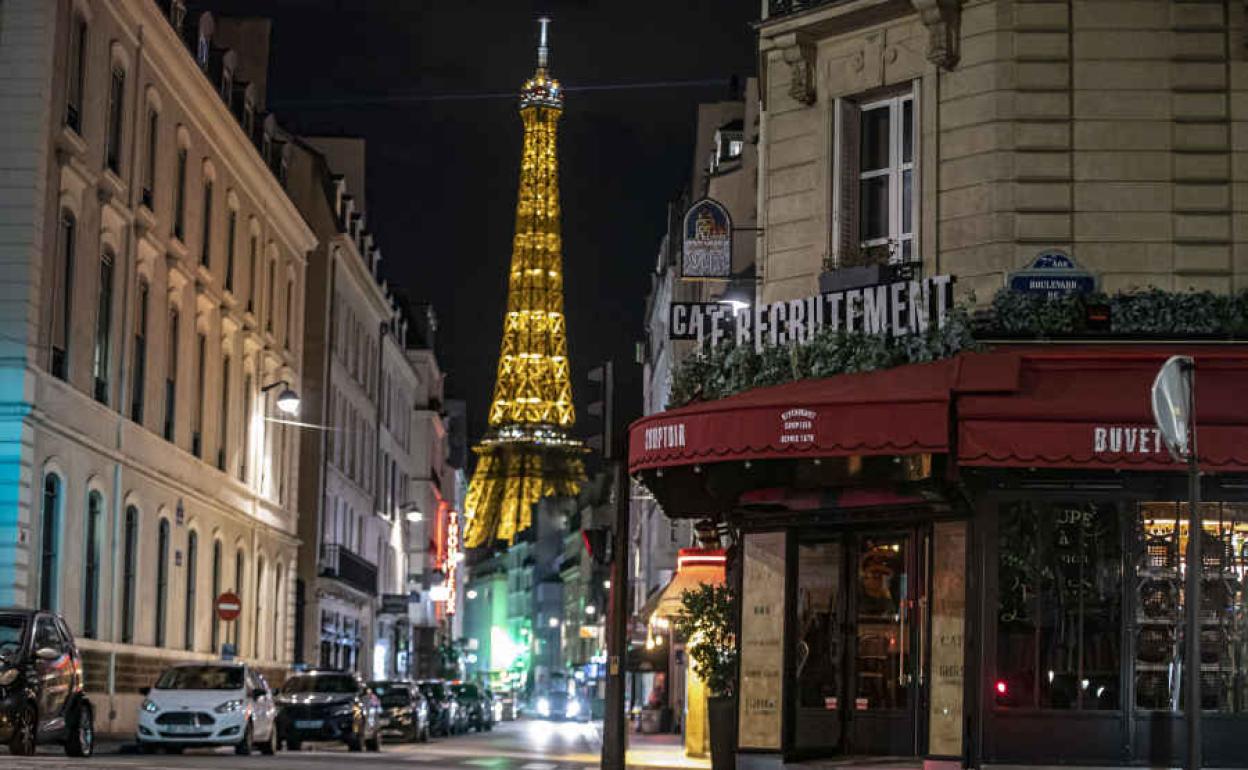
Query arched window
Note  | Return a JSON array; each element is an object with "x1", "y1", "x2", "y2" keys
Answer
[
  {"x1": 92, "y1": 249, "x2": 114, "y2": 404},
  {"x1": 105, "y1": 65, "x2": 125, "y2": 174},
  {"x1": 131, "y1": 278, "x2": 149, "y2": 423},
  {"x1": 200, "y1": 179, "x2": 213, "y2": 267},
  {"x1": 164, "y1": 307, "x2": 179, "y2": 441},
  {"x1": 210, "y1": 540, "x2": 222, "y2": 652},
  {"x1": 218, "y1": 355, "x2": 230, "y2": 471},
  {"x1": 121, "y1": 506, "x2": 138, "y2": 643},
  {"x1": 38, "y1": 473, "x2": 61, "y2": 611},
  {"x1": 184, "y1": 530, "x2": 197, "y2": 650},
  {"x1": 64, "y1": 16, "x2": 87, "y2": 132},
  {"x1": 273, "y1": 569, "x2": 283, "y2": 661},
  {"x1": 49, "y1": 211, "x2": 74, "y2": 380},
  {"x1": 225, "y1": 210, "x2": 237, "y2": 292},
  {"x1": 83, "y1": 490, "x2": 103, "y2": 639},
  {"x1": 173, "y1": 146, "x2": 188, "y2": 241},
  {"x1": 155, "y1": 518, "x2": 169, "y2": 647},
  {"x1": 253, "y1": 556, "x2": 265, "y2": 658},
  {"x1": 233, "y1": 549, "x2": 245, "y2": 647}
]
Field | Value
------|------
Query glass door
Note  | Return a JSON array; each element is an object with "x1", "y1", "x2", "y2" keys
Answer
[
  {"x1": 851, "y1": 532, "x2": 921, "y2": 755},
  {"x1": 792, "y1": 530, "x2": 925, "y2": 757}
]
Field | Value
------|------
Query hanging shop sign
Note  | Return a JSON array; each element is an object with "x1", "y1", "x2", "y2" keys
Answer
[
  {"x1": 1008, "y1": 250, "x2": 1096, "y2": 297},
  {"x1": 681, "y1": 198, "x2": 733, "y2": 279},
  {"x1": 669, "y1": 274, "x2": 955, "y2": 352}
]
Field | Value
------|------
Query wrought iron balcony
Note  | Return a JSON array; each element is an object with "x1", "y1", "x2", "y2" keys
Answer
[
  {"x1": 767, "y1": 0, "x2": 840, "y2": 19},
  {"x1": 319, "y1": 543, "x2": 378, "y2": 596}
]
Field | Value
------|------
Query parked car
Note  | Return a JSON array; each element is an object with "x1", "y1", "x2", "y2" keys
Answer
[
  {"x1": 0, "y1": 609, "x2": 94, "y2": 757},
  {"x1": 534, "y1": 690, "x2": 588, "y2": 722},
  {"x1": 275, "y1": 670, "x2": 382, "y2": 752},
  {"x1": 136, "y1": 662, "x2": 277, "y2": 755},
  {"x1": 451, "y1": 682, "x2": 494, "y2": 732},
  {"x1": 417, "y1": 679, "x2": 459, "y2": 736},
  {"x1": 369, "y1": 680, "x2": 429, "y2": 742}
]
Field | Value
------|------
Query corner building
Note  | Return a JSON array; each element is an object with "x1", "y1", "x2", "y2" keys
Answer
[
  {"x1": 0, "y1": 0, "x2": 312, "y2": 733},
  {"x1": 629, "y1": 2, "x2": 1248, "y2": 768}
]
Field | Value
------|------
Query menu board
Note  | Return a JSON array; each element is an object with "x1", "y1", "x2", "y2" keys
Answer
[
  {"x1": 928, "y1": 520, "x2": 967, "y2": 757},
  {"x1": 738, "y1": 531, "x2": 786, "y2": 750}
]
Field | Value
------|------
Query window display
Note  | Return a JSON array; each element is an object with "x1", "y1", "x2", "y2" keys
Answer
[
  {"x1": 1134, "y1": 502, "x2": 1248, "y2": 713},
  {"x1": 997, "y1": 501, "x2": 1122, "y2": 710}
]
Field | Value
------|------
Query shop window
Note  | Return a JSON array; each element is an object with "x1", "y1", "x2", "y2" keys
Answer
[
  {"x1": 1134, "y1": 502, "x2": 1248, "y2": 713},
  {"x1": 996, "y1": 501, "x2": 1121, "y2": 710},
  {"x1": 796, "y1": 541, "x2": 842, "y2": 710}
]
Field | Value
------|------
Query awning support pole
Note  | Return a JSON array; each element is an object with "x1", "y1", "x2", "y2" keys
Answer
[{"x1": 1183, "y1": 358, "x2": 1201, "y2": 770}]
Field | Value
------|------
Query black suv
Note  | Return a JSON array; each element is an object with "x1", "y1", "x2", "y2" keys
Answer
[
  {"x1": 0, "y1": 609, "x2": 94, "y2": 756},
  {"x1": 275, "y1": 670, "x2": 381, "y2": 752},
  {"x1": 452, "y1": 682, "x2": 494, "y2": 732}
]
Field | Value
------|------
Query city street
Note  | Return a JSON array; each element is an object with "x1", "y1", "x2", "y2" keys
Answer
[{"x1": 8, "y1": 719, "x2": 698, "y2": 770}]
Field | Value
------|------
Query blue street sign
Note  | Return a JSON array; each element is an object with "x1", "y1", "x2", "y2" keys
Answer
[{"x1": 1008, "y1": 250, "x2": 1097, "y2": 298}]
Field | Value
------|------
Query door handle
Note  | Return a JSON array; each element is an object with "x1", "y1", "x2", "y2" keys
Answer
[{"x1": 898, "y1": 598, "x2": 908, "y2": 687}]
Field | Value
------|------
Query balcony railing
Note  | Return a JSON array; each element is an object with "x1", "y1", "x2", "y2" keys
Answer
[
  {"x1": 319, "y1": 543, "x2": 378, "y2": 596},
  {"x1": 767, "y1": 0, "x2": 840, "y2": 19}
]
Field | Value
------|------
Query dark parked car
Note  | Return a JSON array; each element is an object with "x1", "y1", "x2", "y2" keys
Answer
[
  {"x1": 418, "y1": 680, "x2": 462, "y2": 736},
  {"x1": 368, "y1": 680, "x2": 428, "y2": 742},
  {"x1": 275, "y1": 670, "x2": 381, "y2": 752},
  {"x1": 0, "y1": 609, "x2": 94, "y2": 757},
  {"x1": 451, "y1": 682, "x2": 494, "y2": 732}
]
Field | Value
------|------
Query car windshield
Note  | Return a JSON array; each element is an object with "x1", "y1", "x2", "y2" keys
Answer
[
  {"x1": 155, "y1": 666, "x2": 244, "y2": 690},
  {"x1": 370, "y1": 682, "x2": 410, "y2": 708},
  {"x1": 0, "y1": 615, "x2": 25, "y2": 656},
  {"x1": 282, "y1": 674, "x2": 356, "y2": 694},
  {"x1": 419, "y1": 682, "x2": 447, "y2": 700},
  {"x1": 453, "y1": 684, "x2": 479, "y2": 698}
]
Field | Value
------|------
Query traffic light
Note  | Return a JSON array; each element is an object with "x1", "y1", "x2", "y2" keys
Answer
[
  {"x1": 585, "y1": 361, "x2": 615, "y2": 459},
  {"x1": 582, "y1": 526, "x2": 612, "y2": 565}
]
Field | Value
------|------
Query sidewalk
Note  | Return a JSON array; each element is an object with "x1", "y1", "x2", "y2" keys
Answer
[{"x1": 623, "y1": 730, "x2": 711, "y2": 770}]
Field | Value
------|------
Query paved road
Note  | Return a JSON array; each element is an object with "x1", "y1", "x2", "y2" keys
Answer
[{"x1": 10, "y1": 720, "x2": 617, "y2": 770}]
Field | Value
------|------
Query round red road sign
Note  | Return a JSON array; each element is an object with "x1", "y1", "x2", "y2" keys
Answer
[{"x1": 215, "y1": 592, "x2": 241, "y2": 622}]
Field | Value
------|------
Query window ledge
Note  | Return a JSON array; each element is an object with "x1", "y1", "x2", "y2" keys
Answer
[
  {"x1": 98, "y1": 169, "x2": 126, "y2": 205},
  {"x1": 55, "y1": 126, "x2": 88, "y2": 162},
  {"x1": 135, "y1": 204, "x2": 158, "y2": 237},
  {"x1": 194, "y1": 262, "x2": 214, "y2": 287}
]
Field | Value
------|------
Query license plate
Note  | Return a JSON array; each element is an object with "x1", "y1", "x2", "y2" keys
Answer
[
  {"x1": 163, "y1": 725, "x2": 202, "y2": 734},
  {"x1": 295, "y1": 719, "x2": 323, "y2": 729}
]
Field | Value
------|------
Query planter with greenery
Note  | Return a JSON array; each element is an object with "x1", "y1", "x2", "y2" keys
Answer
[{"x1": 674, "y1": 582, "x2": 737, "y2": 770}]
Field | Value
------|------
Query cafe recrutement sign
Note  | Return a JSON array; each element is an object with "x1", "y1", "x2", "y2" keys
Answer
[{"x1": 669, "y1": 274, "x2": 956, "y2": 351}]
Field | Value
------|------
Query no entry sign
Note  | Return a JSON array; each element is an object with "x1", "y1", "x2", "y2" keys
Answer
[{"x1": 215, "y1": 592, "x2": 241, "y2": 622}]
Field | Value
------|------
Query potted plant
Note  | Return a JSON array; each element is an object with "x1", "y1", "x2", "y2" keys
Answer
[{"x1": 674, "y1": 582, "x2": 737, "y2": 770}]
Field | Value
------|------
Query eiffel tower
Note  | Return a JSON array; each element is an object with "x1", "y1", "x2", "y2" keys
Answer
[{"x1": 464, "y1": 19, "x2": 585, "y2": 549}]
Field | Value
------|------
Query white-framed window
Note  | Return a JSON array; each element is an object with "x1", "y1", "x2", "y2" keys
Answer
[{"x1": 832, "y1": 86, "x2": 919, "y2": 267}]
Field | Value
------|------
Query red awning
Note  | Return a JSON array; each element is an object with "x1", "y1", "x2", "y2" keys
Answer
[
  {"x1": 628, "y1": 357, "x2": 965, "y2": 473},
  {"x1": 957, "y1": 346, "x2": 1248, "y2": 472}
]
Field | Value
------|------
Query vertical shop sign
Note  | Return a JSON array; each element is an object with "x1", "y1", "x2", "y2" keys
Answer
[
  {"x1": 738, "y1": 531, "x2": 786, "y2": 750},
  {"x1": 928, "y1": 520, "x2": 967, "y2": 757}
]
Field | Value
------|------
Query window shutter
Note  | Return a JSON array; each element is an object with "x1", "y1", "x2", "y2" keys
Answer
[{"x1": 831, "y1": 98, "x2": 861, "y2": 268}]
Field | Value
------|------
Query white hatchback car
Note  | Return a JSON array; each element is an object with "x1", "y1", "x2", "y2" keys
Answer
[{"x1": 136, "y1": 662, "x2": 278, "y2": 754}]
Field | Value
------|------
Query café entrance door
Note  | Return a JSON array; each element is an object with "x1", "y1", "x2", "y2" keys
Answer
[{"x1": 792, "y1": 529, "x2": 927, "y2": 756}]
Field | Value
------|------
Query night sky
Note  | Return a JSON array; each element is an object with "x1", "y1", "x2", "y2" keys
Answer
[{"x1": 207, "y1": 0, "x2": 759, "y2": 443}]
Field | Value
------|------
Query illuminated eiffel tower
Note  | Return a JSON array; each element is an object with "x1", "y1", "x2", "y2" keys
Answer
[{"x1": 464, "y1": 18, "x2": 584, "y2": 549}]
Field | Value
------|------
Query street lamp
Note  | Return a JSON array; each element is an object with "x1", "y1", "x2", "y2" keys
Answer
[
  {"x1": 261, "y1": 379, "x2": 301, "y2": 417},
  {"x1": 585, "y1": 605, "x2": 596, "y2": 616},
  {"x1": 400, "y1": 502, "x2": 423, "y2": 522}
]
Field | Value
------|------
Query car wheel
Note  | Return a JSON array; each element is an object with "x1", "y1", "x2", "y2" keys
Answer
[
  {"x1": 235, "y1": 720, "x2": 253, "y2": 756},
  {"x1": 365, "y1": 728, "x2": 381, "y2": 752},
  {"x1": 65, "y1": 702, "x2": 94, "y2": 757},
  {"x1": 8, "y1": 704, "x2": 36, "y2": 756},
  {"x1": 259, "y1": 724, "x2": 277, "y2": 755}
]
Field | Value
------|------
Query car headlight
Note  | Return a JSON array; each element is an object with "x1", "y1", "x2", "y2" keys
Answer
[
  {"x1": 214, "y1": 699, "x2": 244, "y2": 714},
  {"x1": 566, "y1": 700, "x2": 581, "y2": 718},
  {"x1": 330, "y1": 704, "x2": 355, "y2": 717},
  {"x1": 141, "y1": 699, "x2": 160, "y2": 714},
  {"x1": 536, "y1": 697, "x2": 550, "y2": 717},
  {"x1": 0, "y1": 668, "x2": 18, "y2": 687}
]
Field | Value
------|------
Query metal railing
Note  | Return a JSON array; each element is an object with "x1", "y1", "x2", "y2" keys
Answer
[
  {"x1": 767, "y1": 0, "x2": 840, "y2": 19},
  {"x1": 319, "y1": 543, "x2": 378, "y2": 596}
]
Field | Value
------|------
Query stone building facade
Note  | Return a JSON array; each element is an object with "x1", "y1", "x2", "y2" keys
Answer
[
  {"x1": 0, "y1": 0, "x2": 313, "y2": 733},
  {"x1": 756, "y1": 0, "x2": 1247, "y2": 305}
]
